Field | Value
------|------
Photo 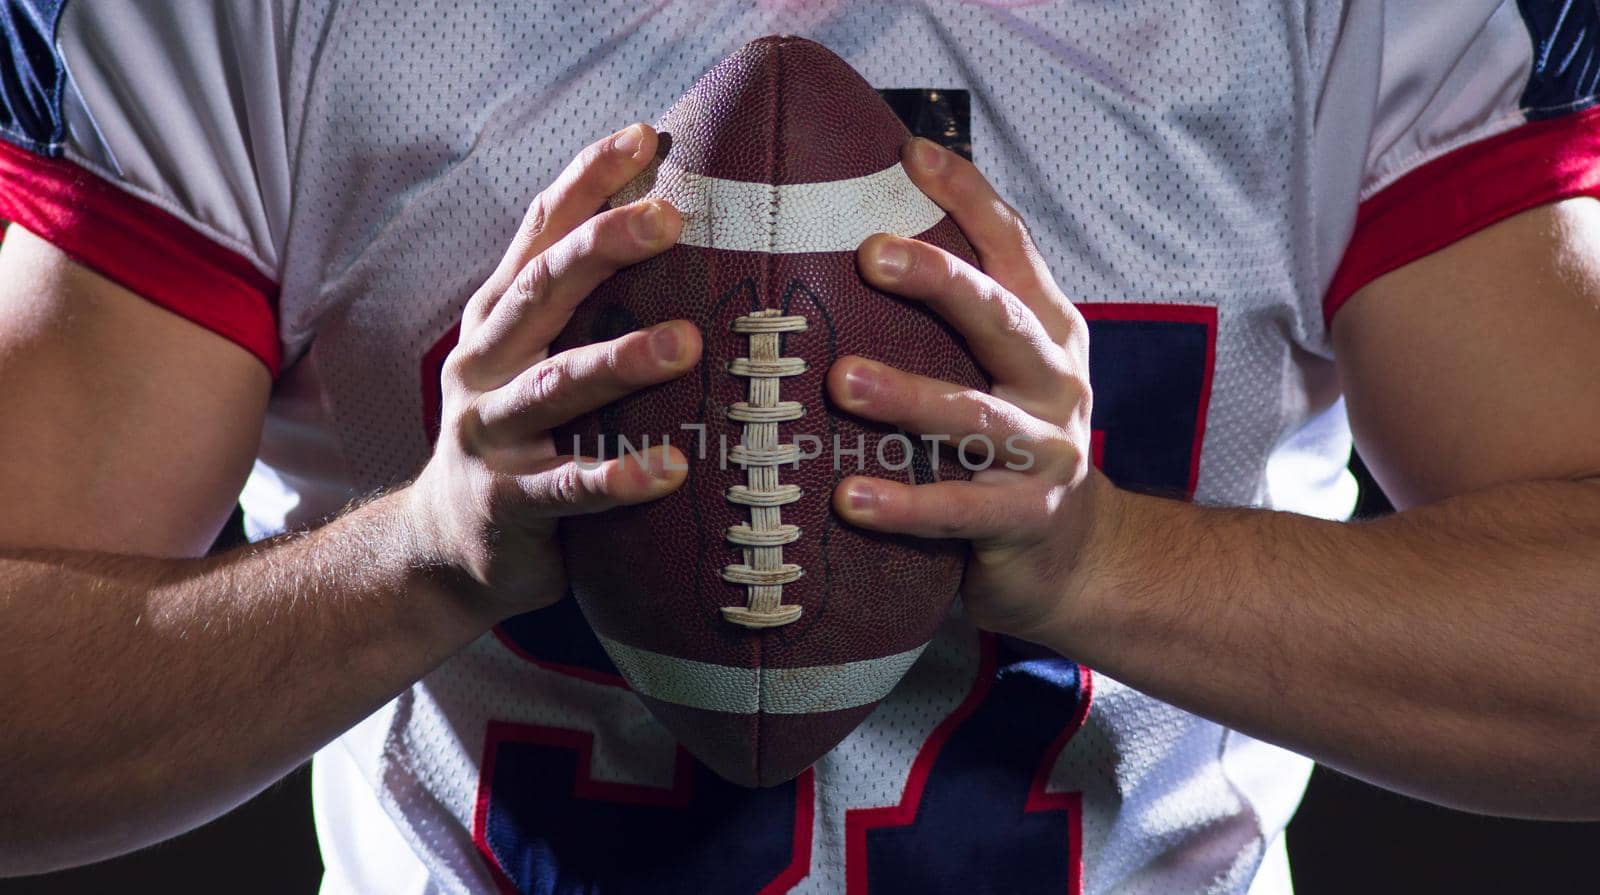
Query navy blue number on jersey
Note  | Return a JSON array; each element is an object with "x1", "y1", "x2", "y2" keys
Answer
[
  {"x1": 447, "y1": 302, "x2": 1216, "y2": 894},
  {"x1": 842, "y1": 636, "x2": 1088, "y2": 895},
  {"x1": 1080, "y1": 303, "x2": 1216, "y2": 499},
  {"x1": 474, "y1": 611, "x2": 1092, "y2": 895},
  {"x1": 473, "y1": 606, "x2": 813, "y2": 895}
]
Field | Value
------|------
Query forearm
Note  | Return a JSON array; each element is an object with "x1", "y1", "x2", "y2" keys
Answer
[
  {"x1": 1053, "y1": 477, "x2": 1600, "y2": 819},
  {"x1": 0, "y1": 489, "x2": 490, "y2": 874}
]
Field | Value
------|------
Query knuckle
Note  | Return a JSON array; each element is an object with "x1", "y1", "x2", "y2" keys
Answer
[
  {"x1": 593, "y1": 210, "x2": 640, "y2": 258},
  {"x1": 1020, "y1": 234, "x2": 1050, "y2": 272},
  {"x1": 1070, "y1": 405, "x2": 1094, "y2": 448},
  {"x1": 966, "y1": 395, "x2": 999, "y2": 438},
  {"x1": 581, "y1": 137, "x2": 622, "y2": 178},
  {"x1": 462, "y1": 284, "x2": 497, "y2": 327},
  {"x1": 932, "y1": 492, "x2": 972, "y2": 537},
  {"x1": 1036, "y1": 425, "x2": 1080, "y2": 473},
  {"x1": 547, "y1": 463, "x2": 588, "y2": 507},
  {"x1": 560, "y1": 465, "x2": 591, "y2": 505},
  {"x1": 609, "y1": 334, "x2": 656, "y2": 384},
  {"x1": 444, "y1": 401, "x2": 482, "y2": 456},
  {"x1": 522, "y1": 359, "x2": 567, "y2": 408},
  {"x1": 511, "y1": 254, "x2": 552, "y2": 308},
  {"x1": 934, "y1": 250, "x2": 963, "y2": 286},
  {"x1": 988, "y1": 290, "x2": 1032, "y2": 340},
  {"x1": 976, "y1": 499, "x2": 1009, "y2": 533},
  {"x1": 1037, "y1": 354, "x2": 1080, "y2": 389},
  {"x1": 995, "y1": 199, "x2": 1033, "y2": 242},
  {"x1": 522, "y1": 194, "x2": 553, "y2": 243},
  {"x1": 597, "y1": 339, "x2": 631, "y2": 381},
  {"x1": 1060, "y1": 439, "x2": 1087, "y2": 476},
  {"x1": 1065, "y1": 372, "x2": 1092, "y2": 401},
  {"x1": 933, "y1": 514, "x2": 967, "y2": 539},
  {"x1": 559, "y1": 143, "x2": 607, "y2": 192},
  {"x1": 562, "y1": 218, "x2": 622, "y2": 273},
  {"x1": 972, "y1": 489, "x2": 1011, "y2": 531},
  {"x1": 567, "y1": 217, "x2": 602, "y2": 258},
  {"x1": 1058, "y1": 373, "x2": 1093, "y2": 419},
  {"x1": 441, "y1": 346, "x2": 475, "y2": 385},
  {"x1": 1059, "y1": 307, "x2": 1089, "y2": 347}
]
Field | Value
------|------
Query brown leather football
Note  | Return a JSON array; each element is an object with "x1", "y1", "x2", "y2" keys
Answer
[{"x1": 553, "y1": 36, "x2": 985, "y2": 788}]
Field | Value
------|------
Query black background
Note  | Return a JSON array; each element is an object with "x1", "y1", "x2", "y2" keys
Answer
[{"x1": 6, "y1": 457, "x2": 1597, "y2": 893}]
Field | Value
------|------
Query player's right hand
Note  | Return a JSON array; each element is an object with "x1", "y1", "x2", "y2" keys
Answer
[{"x1": 405, "y1": 123, "x2": 700, "y2": 621}]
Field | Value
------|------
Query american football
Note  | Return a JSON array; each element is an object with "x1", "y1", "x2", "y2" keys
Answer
[
  {"x1": 553, "y1": 36, "x2": 987, "y2": 788},
  {"x1": 8, "y1": 2, "x2": 1600, "y2": 891}
]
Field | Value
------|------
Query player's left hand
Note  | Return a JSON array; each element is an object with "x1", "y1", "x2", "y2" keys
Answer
[{"x1": 829, "y1": 137, "x2": 1112, "y2": 644}]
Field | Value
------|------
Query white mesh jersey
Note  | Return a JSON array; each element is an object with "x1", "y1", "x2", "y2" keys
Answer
[{"x1": 5, "y1": 2, "x2": 1600, "y2": 893}]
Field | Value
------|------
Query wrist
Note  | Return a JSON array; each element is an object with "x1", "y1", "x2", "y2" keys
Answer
[
  {"x1": 1038, "y1": 472, "x2": 1147, "y2": 656},
  {"x1": 366, "y1": 484, "x2": 503, "y2": 636},
  {"x1": 1052, "y1": 482, "x2": 1224, "y2": 667}
]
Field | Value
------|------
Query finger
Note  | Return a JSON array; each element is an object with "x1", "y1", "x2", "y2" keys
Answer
[
  {"x1": 466, "y1": 123, "x2": 661, "y2": 332},
  {"x1": 833, "y1": 476, "x2": 1049, "y2": 541},
  {"x1": 474, "y1": 321, "x2": 701, "y2": 444},
  {"x1": 900, "y1": 138, "x2": 1074, "y2": 340},
  {"x1": 514, "y1": 444, "x2": 688, "y2": 517},
  {"x1": 463, "y1": 198, "x2": 683, "y2": 384},
  {"x1": 858, "y1": 232, "x2": 1071, "y2": 397},
  {"x1": 827, "y1": 357, "x2": 1070, "y2": 472}
]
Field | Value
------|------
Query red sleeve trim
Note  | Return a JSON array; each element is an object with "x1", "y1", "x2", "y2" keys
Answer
[
  {"x1": 0, "y1": 140, "x2": 281, "y2": 375},
  {"x1": 1325, "y1": 104, "x2": 1600, "y2": 325}
]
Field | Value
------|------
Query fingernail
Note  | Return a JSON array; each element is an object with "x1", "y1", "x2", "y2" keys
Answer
[
  {"x1": 662, "y1": 447, "x2": 689, "y2": 473},
  {"x1": 846, "y1": 482, "x2": 876, "y2": 512},
  {"x1": 632, "y1": 201, "x2": 665, "y2": 242},
  {"x1": 648, "y1": 449, "x2": 677, "y2": 480},
  {"x1": 650, "y1": 322, "x2": 681, "y2": 362},
  {"x1": 910, "y1": 137, "x2": 945, "y2": 173},
  {"x1": 844, "y1": 363, "x2": 877, "y2": 402},
  {"x1": 874, "y1": 240, "x2": 910, "y2": 279},
  {"x1": 613, "y1": 124, "x2": 646, "y2": 159}
]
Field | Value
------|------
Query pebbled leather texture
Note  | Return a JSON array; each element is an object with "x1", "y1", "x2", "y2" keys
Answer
[{"x1": 554, "y1": 36, "x2": 986, "y2": 788}]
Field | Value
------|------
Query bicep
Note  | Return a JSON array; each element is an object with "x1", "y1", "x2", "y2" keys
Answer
[
  {"x1": 1333, "y1": 198, "x2": 1600, "y2": 509},
  {"x1": 0, "y1": 226, "x2": 270, "y2": 556}
]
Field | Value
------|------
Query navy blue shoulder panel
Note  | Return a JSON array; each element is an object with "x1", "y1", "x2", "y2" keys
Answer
[
  {"x1": 0, "y1": 0, "x2": 67, "y2": 155},
  {"x1": 1517, "y1": 0, "x2": 1600, "y2": 120}
]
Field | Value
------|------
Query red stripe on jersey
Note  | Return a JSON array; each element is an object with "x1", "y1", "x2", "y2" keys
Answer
[
  {"x1": 759, "y1": 771, "x2": 816, "y2": 895},
  {"x1": 1023, "y1": 666, "x2": 1093, "y2": 890},
  {"x1": 0, "y1": 141, "x2": 281, "y2": 375},
  {"x1": 1325, "y1": 104, "x2": 1600, "y2": 325}
]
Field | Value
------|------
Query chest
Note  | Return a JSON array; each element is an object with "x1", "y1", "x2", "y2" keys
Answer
[{"x1": 271, "y1": 0, "x2": 1337, "y2": 509}]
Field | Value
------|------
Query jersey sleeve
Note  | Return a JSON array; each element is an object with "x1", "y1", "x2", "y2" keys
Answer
[
  {"x1": 0, "y1": 0, "x2": 289, "y2": 374},
  {"x1": 1318, "y1": 0, "x2": 1600, "y2": 325}
]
